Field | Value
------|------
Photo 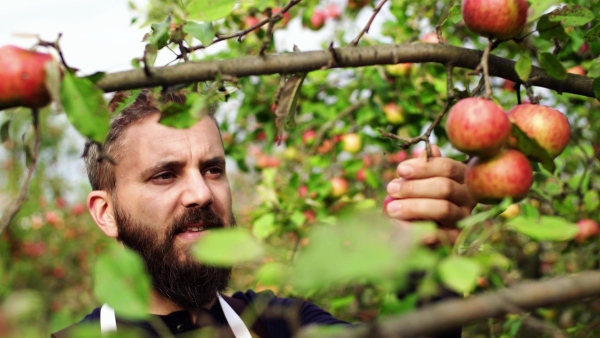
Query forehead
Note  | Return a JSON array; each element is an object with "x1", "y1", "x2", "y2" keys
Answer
[{"x1": 116, "y1": 114, "x2": 224, "y2": 171}]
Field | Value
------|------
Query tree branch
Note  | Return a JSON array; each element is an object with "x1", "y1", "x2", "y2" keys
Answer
[
  {"x1": 307, "y1": 271, "x2": 600, "y2": 338},
  {"x1": 0, "y1": 43, "x2": 594, "y2": 110}
]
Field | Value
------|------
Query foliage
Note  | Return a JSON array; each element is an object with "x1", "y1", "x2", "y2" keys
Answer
[{"x1": 2, "y1": 0, "x2": 600, "y2": 336}]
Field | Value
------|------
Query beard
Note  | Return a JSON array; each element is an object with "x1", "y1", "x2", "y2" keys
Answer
[{"x1": 114, "y1": 204, "x2": 234, "y2": 310}]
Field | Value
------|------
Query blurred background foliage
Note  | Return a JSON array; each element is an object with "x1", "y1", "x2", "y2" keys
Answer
[{"x1": 2, "y1": 0, "x2": 600, "y2": 336}]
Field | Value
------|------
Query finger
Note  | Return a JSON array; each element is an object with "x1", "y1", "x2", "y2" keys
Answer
[
  {"x1": 385, "y1": 198, "x2": 468, "y2": 227},
  {"x1": 387, "y1": 177, "x2": 475, "y2": 207},
  {"x1": 418, "y1": 144, "x2": 442, "y2": 158},
  {"x1": 396, "y1": 157, "x2": 467, "y2": 183}
]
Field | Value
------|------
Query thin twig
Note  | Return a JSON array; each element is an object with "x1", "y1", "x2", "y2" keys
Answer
[
  {"x1": 37, "y1": 33, "x2": 74, "y2": 72},
  {"x1": 349, "y1": 0, "x2": 388, "y2": 46},
  {"x1": 259, "y1": 8, "x2": 276, "y2": 56},
  {"x1": 307, "y1": 98, "x2": 367, "y2": 155},
  {"x1": 481, "y1": 39, "x2": 494, "y2": 99},
  {"x1": 183, "y1": 0, "x2": 302, "y2": 55},
  {"x1": 0, "y1": 109, "x2": 42, "y2": 234}
]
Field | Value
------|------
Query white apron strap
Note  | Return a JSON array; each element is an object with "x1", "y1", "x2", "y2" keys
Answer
[
  {"x1": 100, "y1": 303, "x2": 117, "y2": 333},
  {"x1": 217, "y1": 293, "x2": 253, "y2": 338}
]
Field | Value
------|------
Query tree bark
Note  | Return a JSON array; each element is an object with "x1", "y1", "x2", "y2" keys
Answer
[{"x1": 309, "y1": 271, "x2": 600, "y2": 338}]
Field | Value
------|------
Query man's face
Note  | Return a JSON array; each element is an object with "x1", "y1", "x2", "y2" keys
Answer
[{"x1": 110, "y1": 114, "x2": 234, "y2": 309}]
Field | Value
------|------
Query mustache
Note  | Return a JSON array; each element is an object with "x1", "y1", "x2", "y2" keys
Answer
[{"x1": 167, "y1": 207, "x2": 225, "y2": 240}]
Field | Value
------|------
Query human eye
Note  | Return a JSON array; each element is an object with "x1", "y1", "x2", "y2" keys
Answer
[
  {"x1": 204, "y1": 167, "x2": 224, "y2": 177},
  {"x1": 151, "y1": 172, "x2": 176, "y2": 183}
]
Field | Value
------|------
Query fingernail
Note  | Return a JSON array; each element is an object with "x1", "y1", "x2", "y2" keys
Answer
[
  {"x1": 398, "y1": 164, "x2": 413, "y2": 177},
  {"x1": 389, "y1": 201, "x2": 402, "y2": 214},
  {"x1": 387, "y1": 182, "x2": 400, "y2": 194}
]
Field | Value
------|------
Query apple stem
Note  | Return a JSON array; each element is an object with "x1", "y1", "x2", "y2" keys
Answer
[
  {"x1": 481, "y1": 39, "x2": 494, "y2": 100},
  {"x1": 0, "y1": 109, "x2": 42, "y2": 234},
  {"x1": 349, "y1": 0, "x2": 389, "y2": 47}
]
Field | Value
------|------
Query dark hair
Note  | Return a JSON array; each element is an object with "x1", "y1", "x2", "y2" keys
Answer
[{"x1": 84, "y1": 89, "x2": 218, "y2": 192}]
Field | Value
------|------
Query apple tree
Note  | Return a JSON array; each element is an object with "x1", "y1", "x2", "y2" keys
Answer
[{"x1": 2, "y1": 0, "x2": 600, "y2": 336}]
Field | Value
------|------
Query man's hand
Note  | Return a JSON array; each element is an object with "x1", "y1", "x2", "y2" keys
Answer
[{"x1": 384, "y1": 145, "x2": 477, "y2": 232}]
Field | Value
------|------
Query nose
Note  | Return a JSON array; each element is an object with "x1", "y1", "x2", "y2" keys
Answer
[{"x1": 180, "y1": 171, "x2": 214, "y2": 208}]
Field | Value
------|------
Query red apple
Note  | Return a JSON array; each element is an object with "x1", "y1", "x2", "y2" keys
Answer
[
  {"x1": 356, "y1": 168, "x2": 366, "y2": 182},
  {"x1": 574, "y1": 219, "x2": 600, "y2": 243},
  {"x1": 386, "y1": 150, "x2": 408, "y2": 163},
  {"x1": 461, "y1": 0, "x2": 528, "y2": 40},
  {"x1": 445, "y1": 98, "x2": 511, "y2": 157},
  {"x1": 383, "y1": 102, "x2": 405, "y2": 124},
  {"x1": 0, "y1": 45, "x2": 56, "y2": 108},
  {"x1": 55, "y1": 197, "x2": 67, "y2": 209},
  {"x1": 304, "y1": 210, "x2": 316, "y2": 223},
  {"x1": 71, "y1": 202, "x2": 86, "y2": 216},
  {"x1": 567, "y1": 65, "x2": 586, "y2": 76},
  {"x1": 302, "y1": 129, "x2": 317, "y2": 145},
  {"x1": 330, "y1": 177, "x2": 349, "y2": 197},
  {"x1": 342, "y1": 133, "x2": 362, "y2": 153},
  {"x1": 385, "y1": 63, "x2": 412, "y2": 77},
  {"x1": 421, "y1": 32, "x2": 444, "y2": 43},
  {"x1": 465, "y1": 149, "x2": 533, "y2": 204},
  {"x1": 507, "y1": 103, "x2": 571, "y2": 159},
  {"x1": 272, "y1": 7, "x2": 291, "y2": 27},
  {"x1": 306, "y1": 9, "x2": 326, "y2": 30},
  {"x1": 244, "y1": 16, "x2": 261, "y2": 32},
  {"x1": 318, "y1": 139, "x2": 334, "y2": 154},
  {"x1": 502, "y1": 79, "x2": 516, "y2": 92},
  {"x1": 45, "y1": 210, "x2": 61, "y2": 226},
  {"x1": 326, "y1": 4, "x2": 341, "y2": 19}
]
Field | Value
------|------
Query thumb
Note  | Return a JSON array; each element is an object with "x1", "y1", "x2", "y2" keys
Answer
[{"x1": 418, "y1": 144, "x2": 442, "y2": 158}]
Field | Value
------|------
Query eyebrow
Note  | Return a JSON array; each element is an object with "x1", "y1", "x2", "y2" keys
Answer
[{"x1": 139, "y1": 156, "x2": 227, "y2": 179}]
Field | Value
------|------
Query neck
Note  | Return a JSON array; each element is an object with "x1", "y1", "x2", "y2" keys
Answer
[{"x1": 148, "y1": 290, "x2": 217, "y2": 324}]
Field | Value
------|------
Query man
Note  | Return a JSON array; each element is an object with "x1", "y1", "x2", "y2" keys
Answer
[{"x1": 52, "y1": 89, "x2": 475, "y2": 337}]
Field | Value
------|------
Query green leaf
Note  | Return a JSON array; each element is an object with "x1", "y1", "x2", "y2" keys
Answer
[
  {"x1": 252, "y1": 213, "x2": 277, "y2": 239},
  {"x1": 183, "y1": 22, "x2": 215, "y2": 46},
  {"x1": 44, "y1": 59, "x2": 62, "y2": 108},
  {"x1": 537, "y1": 15, "x2": 569, "y2": 41},
  {"x1": 60, "y1": 72, "x2": 110, "y2": 143},
  {"x1": 584, "y1": 190, "x2": 600, "y2": 212},
  {"x1": 187, "y1": 0, "x2": 236, "y2": 22},
  {"x1": 149, "y1": 15, "x2": 171, "y2": 49},
  {"x1": 0, "y1": 120, "x2": 10, "y2": 143},
  {"x1": 548, "y1": 5, "x2": 595, "y2": 27},
  {"x1": 438, "y1": 4, "x2": 461, "y2": 26},
  {"x1": 84, "y1": 72, "x2": 106, "y2": 84},
  {"x1": 538, "y1": 52, "x2": 567, "y2": 80},
  {"x1": 193, "y1": 228, "x2": 264, "y2": 266},
  {"x1": 256, "y1": 262, "x2": 289, "y2": 285},
  {"x1": 144, "y1": 44, "x2": 158, "y2": 67},
  {"x1": 510, "y1": 123, "x2": 555, "y2": 172},
  {"x1": 506, "y1": 216, "x2": 578, "y2": 241},
  {"x1": 521, "y1": 203, "x2": 540, "y2": 219},
  {"x1": 159, "y1": 94, "x2": 206, "y2": 129},
  {"x1": 528, "y1": 0, "x2": 560, "y2": 23},
  {"x1": 584, "y1": 23, "x2": 600, "y2": 43},
  {"x1": 593, "y1": 77, "x2": 600, "y2": 100},
  {"x1": 438, "y1": 256, "x2": 481, "y2": 294},
  {"x1": 588, "y1": 59, "x2": 600, "y2": 78},
  {"x1": 515, "y1": 52, "x2": 532, "y2": 82},
  {"x1": 93, "y1": 245, "x2": 151, "y2": 320}
]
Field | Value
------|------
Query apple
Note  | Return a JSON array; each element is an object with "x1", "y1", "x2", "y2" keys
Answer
[
  {"x1": 272, "y1": 7, "x2": 291, "y2": 27},
  {"x1": 502, "y1": 79, "x2": 516, "y2": 92},
  {"x1": 385, "y1": 63, "x2": 412, "y2": 77},
  {"x1": 461, "y1": 0, "x2": 528, "y2": 40},
  {"x1": 579, "y1": 43, "x2": 590, "y2": 55},
  {"x1": 45, "y1": 211, "x2": 61, "y2": 226},
  {"x1": 318, "y1": 139, "x2": 334, "y2": 154},
  {"x1": 382, "y1": 195, "x2": 394, "y2": 216},
  {"x1": 386, "y1": 150, "x2": 408, "y2": 163},
  {"x1": 421, "y1": 32, "x2": 443, "y2": 44},
  {"x1": 244, "y1": 16, "x2": 261, "y2": 32},
  {"x1": 383, "y1": 102, "x2": 405, "y2": 124},
  {"x1": 507, "y1": 103, "x2": 571, "y2": 159},
  {"x1": 356, "y1": 168, "x2": 366, "y2": 182},
  {"x1": 304, "y1": 210, "x2": 316, "y2": 223},
  {"x1": 302, "y1": 129, "x2": 317, "y2": 145},
  {"x1": 567, "y1": 65, "x2": 586, "y2": 76},
  {"x1": 445, "y1": 98, "x2": 511, "y2": 157},
  {"x1": 257, "y1": 154, "x2": 280, "y2": 168},
  {"x1": 283, "y1": 146, "x2": 299, "y2": 160},
  {"x1": 574, "y1": 219, "x2": 600, "y2": 243},
  {"x1": 55, "y1": 197, "x2": 67, "y2": 209},
  {"x1": 465, "y1": 149, "x2": 533, "y2": 204},
  {"x1": 326, "y1": 4, "x2": 341, "y2": 19},
  {"x1": 499, "y1": 203, "x2": 520, "y2": 219},
  {"x1": 342, "y1": 133, "x2": 362, "y2": 153},
  {"x1": 0, "y1": 45, "x2": 56, "y2": 108},
  {"x1": 71, "y1": 202, "x2": 86, "y2": 216},
  {"x1": 304, "y1": 8, "x2": 326, "y2": 30},
  {"x1": 330, "y1": 177, "x2": 349, "y2": 197}
]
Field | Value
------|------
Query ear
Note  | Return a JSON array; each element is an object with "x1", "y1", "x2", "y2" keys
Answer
[{"x1": 87, "y1": 190, "x2": 118, "y2": 238}]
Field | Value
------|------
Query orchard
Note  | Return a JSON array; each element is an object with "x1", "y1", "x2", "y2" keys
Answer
[{"x1": 2, "y1": 0, "x2": 600, "y2": 337}]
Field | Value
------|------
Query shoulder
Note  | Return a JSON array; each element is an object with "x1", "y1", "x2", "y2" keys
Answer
[
  {"x1": 232, "y1": 289, "x2": 349, "y2": 326},
  {"x1": 50, "y1": 307, "x2": 101, "y2": 338}
]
